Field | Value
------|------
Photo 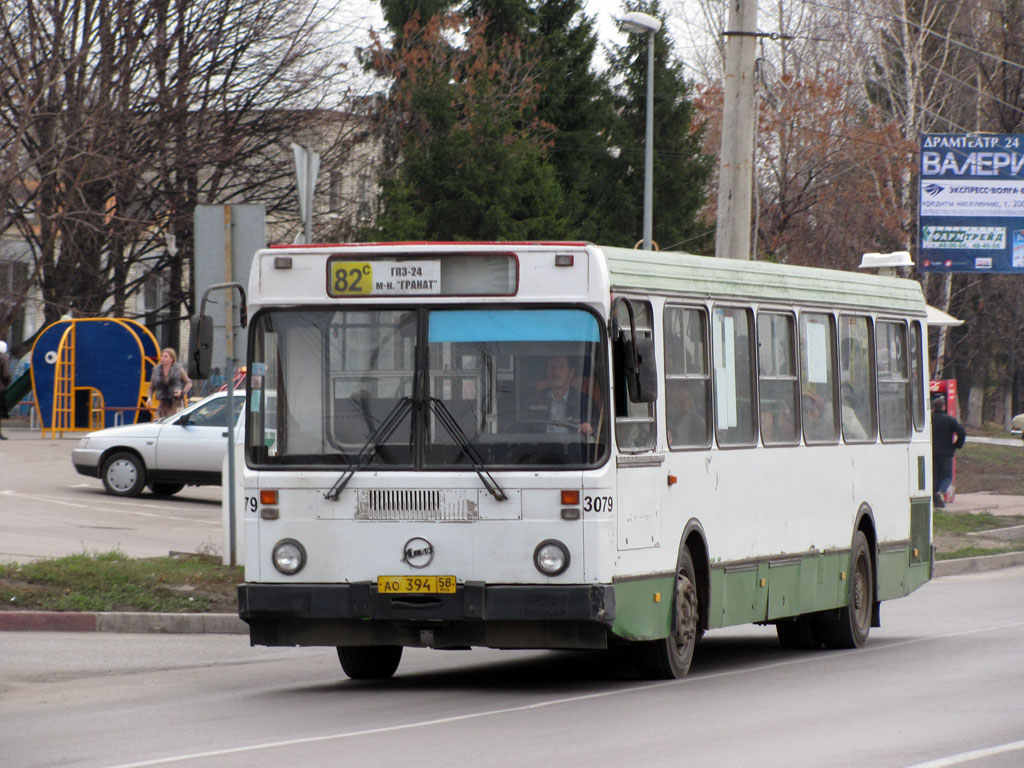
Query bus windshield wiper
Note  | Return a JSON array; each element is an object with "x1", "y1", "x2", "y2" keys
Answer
[
  {"x1": 325, "y1": 396, "x2": 413, "y2": 501},
  {"x1": 429, "y1": 397, "x2": 508, "y2": 502}
]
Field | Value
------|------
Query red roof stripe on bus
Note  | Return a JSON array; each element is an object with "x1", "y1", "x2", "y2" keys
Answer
[{"x1": 267, "y1": 241, "x2": 590, "y2": 248}]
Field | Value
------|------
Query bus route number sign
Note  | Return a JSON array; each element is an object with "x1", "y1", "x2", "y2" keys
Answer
[{"x1": 329, "y1": 259, "x2": 442, "y2": 297}]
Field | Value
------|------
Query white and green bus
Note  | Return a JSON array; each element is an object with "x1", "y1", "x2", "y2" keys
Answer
[{"x1": 222, "y1": 241, "x2": 933, "y2": 680}]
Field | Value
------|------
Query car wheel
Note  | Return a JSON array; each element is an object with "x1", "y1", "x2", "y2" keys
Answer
[
  {"x1": 101, "y1": 451, "x2": 146, "y2": 497},
  {"x1": 149, "y1": 482, "x2": 184, "y2": 497}
]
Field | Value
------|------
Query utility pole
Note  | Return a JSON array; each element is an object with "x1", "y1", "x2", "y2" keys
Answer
[{"x1": 715, "y1": 0, "x2": 759, "y2": 261}]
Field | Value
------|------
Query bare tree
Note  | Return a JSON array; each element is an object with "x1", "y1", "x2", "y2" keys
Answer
[{"x1": 0, "y1": 0, "x2": 369, "y2": 347}]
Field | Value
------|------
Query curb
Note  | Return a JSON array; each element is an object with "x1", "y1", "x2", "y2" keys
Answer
[
  {"x1": 0, "y1": 611, "x2": 247, "y2": 634},
  {"x1": 933, "y1": 551, "x2": 1024, "y2": 576},
  {"x1": 2, "y1": 556, "x2": 1023, "y2": 634}
]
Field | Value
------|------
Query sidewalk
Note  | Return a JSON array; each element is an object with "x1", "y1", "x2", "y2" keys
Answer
[
  {"x1": 944, "y1": 491, "x2": 1024, "y2": 517},
  {"x1": 934, "y1": 491, "x2": 1024, "y2": 576}
]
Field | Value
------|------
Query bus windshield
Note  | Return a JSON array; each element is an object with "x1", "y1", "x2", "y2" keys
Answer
[{"x1": 246, "y1": 306, "x2": 609, "y2": 469}]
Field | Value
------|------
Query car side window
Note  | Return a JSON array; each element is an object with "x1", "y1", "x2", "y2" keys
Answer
[{"x1": 188, "y1": 398, "x2": 242, "y2": 427}]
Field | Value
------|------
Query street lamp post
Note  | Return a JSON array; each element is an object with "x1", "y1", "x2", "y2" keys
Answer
[{"x1": 621, "y1": 11, "x2": 661, "y2": 251}]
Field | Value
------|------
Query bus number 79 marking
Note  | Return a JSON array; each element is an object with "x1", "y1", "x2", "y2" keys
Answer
[{"x1": 583, "y1": 495, "x2": 614, "y2": 513}]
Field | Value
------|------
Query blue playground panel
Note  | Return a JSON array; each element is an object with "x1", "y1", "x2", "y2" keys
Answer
[{"x1": 31, "y1": 319, "x2": 159, "y2": 430}]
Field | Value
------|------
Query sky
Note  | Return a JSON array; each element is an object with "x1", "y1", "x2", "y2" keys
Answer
[
  {"x1": 335, "y1": 0, "x2": 713, "y2": 81},
  {"x1": 337, "y1": 0, "x2": 643, "y2": 51}
]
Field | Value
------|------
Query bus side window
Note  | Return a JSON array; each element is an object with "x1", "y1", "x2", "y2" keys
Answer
[
  {"x1": 712, "y1": 306, "x2": 757, "y2": 446},
  {"x1": 839, "y1": 315, "x2": 876, "y2": 442},
  {"x1": 876, "y1": 320, "x2": 911, "y2": 441},
  {"x1": 757, "y1": 311, "x2": 799, "y2": 445},
  {"x1": 910, "y1": 321, "x2": 926, "y2": 431},
  {"x1": 612, "y1": 298, "x2": 656, "y2": 452},
  {"x1": 799, "y1": 313, "x2": 839, "y2": 444},
  {"x1": 664, "y1": 305, "x2": 711, "y2": 449}
]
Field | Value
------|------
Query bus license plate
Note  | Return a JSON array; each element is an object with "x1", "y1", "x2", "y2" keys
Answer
[{"x1": 377, "y1": 575, "x2": 457, "y2": 594}]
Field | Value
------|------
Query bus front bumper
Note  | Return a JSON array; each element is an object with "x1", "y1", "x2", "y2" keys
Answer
[{"x1": 238, "y1": 582, "x2": 616, "y2": 650}]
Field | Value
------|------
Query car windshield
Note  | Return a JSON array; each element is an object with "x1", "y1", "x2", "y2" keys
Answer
[{"x1": 246, "y1": 307, "x2": 609, "y2": 469}]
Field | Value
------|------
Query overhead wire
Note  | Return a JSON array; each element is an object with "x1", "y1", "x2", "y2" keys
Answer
[{"x1": 792, "y1": 0, "x2": 1024, "y2": 74}]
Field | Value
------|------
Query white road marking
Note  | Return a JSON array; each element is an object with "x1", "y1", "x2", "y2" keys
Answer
[
  {"x1": 100, "y1": 620, "x2": 1024, "y2": 768},
  {"x1": 901, "y1": 740, "x2": 1024, "y2": 767},
  {"x1": 0, "y1": 489, "x2": 219, "y2": 525}
]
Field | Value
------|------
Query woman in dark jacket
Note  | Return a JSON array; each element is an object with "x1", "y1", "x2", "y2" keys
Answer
[{"x1": 146, "y1": 348, "x2": 192, "y2": 419}]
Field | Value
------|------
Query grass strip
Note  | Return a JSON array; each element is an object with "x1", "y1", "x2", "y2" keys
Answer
[
  {"x1": 936, "y1": 545, "x2": 1024, "y2": 561},
  {"x1": 934, "y1": 511, "x2": 1024, "y2": 535},
  {"x1": 1, "y1": 550, "x2": 241, "y2": 613}
]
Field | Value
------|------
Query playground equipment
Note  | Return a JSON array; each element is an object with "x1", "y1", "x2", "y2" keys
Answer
[{"x1": 30, "y1": 319, "x2": 160, "y2": 437}]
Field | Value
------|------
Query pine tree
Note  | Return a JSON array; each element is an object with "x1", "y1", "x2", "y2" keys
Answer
[
  {"x1": 604, "y1": 1, "x2": 713, "y2": 251},
  {"x1": 529, "y1": 0, "x2": 622, "y2": 240},
  {"x1": 369, "y1": 7, "x2": 568, "y2": 240}
]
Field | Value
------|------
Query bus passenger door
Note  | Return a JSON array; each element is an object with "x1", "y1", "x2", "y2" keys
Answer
[{"x1": 611, "y1": 297, "x2": 663, "y2": 551}]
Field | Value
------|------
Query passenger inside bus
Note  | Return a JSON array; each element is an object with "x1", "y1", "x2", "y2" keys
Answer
[
  {"x1": 802, "y1": 390, "x2": 836, "y2": 442},
  {"x1": 667, "y1": 379, "x2": 707, "y2": 447},
  {"x1": 840, "y1": 382, "x2": 869, "y2": 439}
]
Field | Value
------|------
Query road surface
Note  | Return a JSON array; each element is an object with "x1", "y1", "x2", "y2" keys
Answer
[{"x1": 2, "y1": 566, "x2": 1023, "y2": 768}]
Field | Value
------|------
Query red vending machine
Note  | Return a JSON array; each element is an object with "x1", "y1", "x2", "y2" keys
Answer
[{"x1": 929, "y1": 379, "x2": 959, "y2": 503}]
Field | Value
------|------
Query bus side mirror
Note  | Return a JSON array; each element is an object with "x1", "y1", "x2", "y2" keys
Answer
[
  {"x1": 624, "y1": 335, "x2": 658, "y2": 403},
  {"x1": 189, "y1": 315, "x2": 213, "y2": 379}
]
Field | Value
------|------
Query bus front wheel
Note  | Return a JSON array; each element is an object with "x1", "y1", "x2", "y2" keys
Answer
[
  {"x1": 633, "y1": 548, "x2": 699, "y2": 679},
  {"x1": 820, "y1": 531, "x2": 873, "y2": 649},
  {"x1": 337, "y1": 646, "x2": 403, "y2": 680}
]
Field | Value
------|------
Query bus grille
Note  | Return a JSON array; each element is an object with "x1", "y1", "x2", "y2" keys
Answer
[{"x1": 355, "y1": 489, "x2": 478, "y2": 521}]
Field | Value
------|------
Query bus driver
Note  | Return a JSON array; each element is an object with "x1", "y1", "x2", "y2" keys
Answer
[{"x1": 529, "y1": 355, "x2": 594, "y2": 435}]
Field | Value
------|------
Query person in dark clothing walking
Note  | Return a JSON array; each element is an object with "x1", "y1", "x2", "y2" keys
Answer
[{"x1": 931, "y1": 394, "x2": 966, "y2": 508}]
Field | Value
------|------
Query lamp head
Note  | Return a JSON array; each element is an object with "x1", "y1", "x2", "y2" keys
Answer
[{"x1": 620, "y1": 11, "x2": 662, "y2": 34}]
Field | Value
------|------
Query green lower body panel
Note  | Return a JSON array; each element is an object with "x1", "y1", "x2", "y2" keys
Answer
[
  {"x1": 609, "y1": 575, "x2": 674, "y2": 641},
  {"x1": 878, "y1": 547, "x2": 931, "y2": 599},
  {"x1": 609, "y1": 539, "x2": 929, "y2": 640},
  {"x1": 707, "y1": 545, "x2": 925, "y2": 629}
]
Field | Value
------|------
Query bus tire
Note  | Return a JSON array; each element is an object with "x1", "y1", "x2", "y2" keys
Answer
[
  {"x1": 776, "y1": 616, "x2": 822, "y2": 650},
  {"x1": 337, "y1": 646, "x2": 403, "y2": 680},
  {"x1": 632, "y1": 548, "x2": 699, "y2": 679},
  {"x1": 820, "y1": 531, "x2": 873, "y2": 649}
]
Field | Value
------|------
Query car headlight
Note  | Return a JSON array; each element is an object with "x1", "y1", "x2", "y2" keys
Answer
[
  {"x1": 533, "y1": 540, "x2": 570, "y2": 576},
  {"x1": 272, "y1": 539, "x2": 307, "y2": 575}
]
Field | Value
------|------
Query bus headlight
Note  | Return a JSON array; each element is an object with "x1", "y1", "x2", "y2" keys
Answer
[
  {"x1": 533, "y1": 540, "x2": 570, "y2": 576},
  {"x1": 272, "y1": 539, "x2": 307, "y2": 575}
]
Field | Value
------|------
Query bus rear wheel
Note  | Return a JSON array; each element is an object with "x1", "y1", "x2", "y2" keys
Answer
[
  {"x1": 337, "y1": 646, "x2": 403, "y2": 680},
  {"x1": 633, "y1": 548, "x2": 699, "y2": 679},
  {"x1": 820, "y1": 531, "x2": 873, "y2": 649}
]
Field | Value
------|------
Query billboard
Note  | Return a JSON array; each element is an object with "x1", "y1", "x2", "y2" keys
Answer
[{"x1": 918, "y1": 133, "x2": 1024, "y2": 273}]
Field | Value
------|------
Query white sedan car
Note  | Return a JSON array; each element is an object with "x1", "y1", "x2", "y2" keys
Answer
[
  {"x1": 1013, "y1": 412, "x2": 1024, "y2": 440},
  {"x1": 72, "y1": 391, "x2": 244, "y2": 497}
]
